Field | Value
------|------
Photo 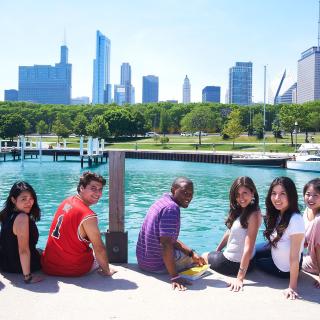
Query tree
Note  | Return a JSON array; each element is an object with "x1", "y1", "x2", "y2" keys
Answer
[
  {"x1": 180, "y1": 106, "x2": 216, "y2": 144},
  {"x1": 0, "y1": 113, "x2": 28, "y2": 140},
  {"x1": 272, "y1": 117, "x2": 282, "y2": 143},
  {"x1": 52, "y1": 119, "x2": 71, "y2": 143},
  {"x1": 159, "y1": 109, "x2": 171, "y2": 135},
  {"x1": 73, "y1": 113, "x2": 88, "y2": 136},
  {"x1": 252, "y1": 113, "x2": 264, "y2": 139},
  {"x1": 36, "y1": 120, "x2": 48, "y2": 135},
  {"x1": 104, "y1": 108, "x2": 132, "y2": 137},
  {"x1": 86, "y1": 115, "x2": 110, "y2": 139},
  {"x1": 222, "y1": 109, "x2": 243, "y2": 148},
  {"x1": 308, "y1": 111, "x2": 320, "y2": 134}
]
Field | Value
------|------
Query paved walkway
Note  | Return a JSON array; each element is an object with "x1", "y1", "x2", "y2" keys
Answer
[{"x1": 0, "y1": 265, "x2": 318, "y2": 320}]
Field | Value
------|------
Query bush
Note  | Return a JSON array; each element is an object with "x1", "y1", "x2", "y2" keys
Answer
[{"x1": 160, "y1": 136, "x2": 169, "y2": 144}]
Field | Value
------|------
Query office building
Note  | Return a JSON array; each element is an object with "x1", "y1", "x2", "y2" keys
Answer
[
  {"x1": 202, "y1": 86, "x2": 220, "y2": 103},
  {"x1": 120, "y1": 62, "x2": 133, "y2": 104},
  {"x1": 18, "y1": 45, "x2": 72, "y2": 104},
  {"x1": 114, "y1": 85, "x2": 126, "y2": 105},
  {"x1": 142, "y1": 75, "x2": 159, "y2": 103},
  {"x1": 279, "y1": 83, "x2": 297, "y2": 104},
  {"x1": 71, "y1": 96, "x2": 90, "y2": 105},
  {"x1": 4, "y1": 89, "x2": 18, "y2": 101},
  {"x1": 228, "y1": 62, "x2": 252, "y2": 105},
  {"x1": 182, "y1": 75, "x2": 191, "y2": 104},
  {"x1": 297, "y1": 47, "x2": 320, "y2": 103},
  {"x1": 92, "y1": 30, "x2": 111, "y2": 104}
]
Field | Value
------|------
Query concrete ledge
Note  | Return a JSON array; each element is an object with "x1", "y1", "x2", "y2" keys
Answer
[{"x1": 0, "y1": 265, "x2": 319, "y2": 319}]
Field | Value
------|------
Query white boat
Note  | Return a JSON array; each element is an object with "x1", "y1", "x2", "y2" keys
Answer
[{"x1": 286, "y1": 143, "x2": 320, "y2": 172}]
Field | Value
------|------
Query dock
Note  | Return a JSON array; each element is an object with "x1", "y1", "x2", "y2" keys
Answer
[{"x1": 0, "y1": 266, "x2": 318, "y2": 320}]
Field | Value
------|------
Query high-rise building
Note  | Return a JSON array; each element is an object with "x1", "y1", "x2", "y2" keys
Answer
[
  {"x1": 280, "y1": 83, "x2": 297, "y2": 104},
  {"x1": 71, "y1": 96, "x2": 90, "y2": 105},
  {"x1": 182, "y1": 75, "x2": 191, "y2": 104},
  {"x1": 18, "y1": 45, "x2": 72, "y2": 104},
  {"x1": 142, "y1": 75, "x2": 159, "y2": 103},
  {"x1": 4, "y1": 89, "x2": 18, "y2": 101},
  {"x1": 92, "y1": 30, "x2": 111, "y2": 104},
  {"x1": 114, "y1": 84, "x2": 126, "y2": 105},
  {"x1": 120, "y1": 62, "x2": 133, "y2": 104},
  {"x1": 228, "y1": 62, "x2": 252, "y2": 105},
  {"x1": 297, "y1": 47, "x2": 320, "y2": 103},
  {"x1": 202, "y1": 86, "x2": 220, "y2": 103}
]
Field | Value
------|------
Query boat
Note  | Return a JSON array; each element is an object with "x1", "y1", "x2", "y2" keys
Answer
[
  {"x1": 232, "y1": 155, "x2": 288, "y2": 167},
  {"x1": 286, "y1": 143, "x2": 320, "y2": 172}
]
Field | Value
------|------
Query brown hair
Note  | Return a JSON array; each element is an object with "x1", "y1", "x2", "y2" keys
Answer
[{"x1": 77, "y1": 171, "x2": 106, "y2": 192}]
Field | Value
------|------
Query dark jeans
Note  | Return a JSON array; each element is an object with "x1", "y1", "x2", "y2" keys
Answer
[
  {"x1": 208, "y1": 251, "x2": 254, "y2": 276},
  {"x1": 255, "y1": 242, "x2": 302, "y2": 279}
]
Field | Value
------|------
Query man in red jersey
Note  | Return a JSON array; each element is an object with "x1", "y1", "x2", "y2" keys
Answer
[{"x1": 42, "y1": 171, "x2": 116, "y2": 277}]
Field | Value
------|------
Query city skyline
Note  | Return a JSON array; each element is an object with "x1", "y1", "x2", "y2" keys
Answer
[{"x1": 0, "y1": 0, "x2": 318, "y2": 103}]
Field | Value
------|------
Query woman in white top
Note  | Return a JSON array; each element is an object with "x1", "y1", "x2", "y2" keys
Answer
[
  {"x1": 302, "y1": 178, "x2": 320, "y2": 288},
  {"x1": 203, "y1": 176, "x2": 262, "y2": 292},
  {"x1": 255, "y1": 177, "x2": 304, "y2": 300}
]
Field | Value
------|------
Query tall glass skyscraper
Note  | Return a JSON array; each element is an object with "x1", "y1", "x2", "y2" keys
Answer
[
  {"x1": 92, "y1": 30, "x2": 111, "y2": 104},
  {"x1": 297, "y1": 47, "x2": 320, "y2": 103},
  {"x1": 182, "y1": 75, "x2": 191, "y2": 104},
  {"x1": 120, "y1": 62, "x2": 133, "y2": 104},
  {"x1": 228, "y1": 62, "x2": 252, "y2": 105},
  {"x1": 142, "y1": 75, "x2": 158, "y2": 103},
  {"x1": 202, "y1": 86, "x2": 220, "y2": 103},
  {"x1": 18, "y1": 45, "x2": 72, "y2": 104}
]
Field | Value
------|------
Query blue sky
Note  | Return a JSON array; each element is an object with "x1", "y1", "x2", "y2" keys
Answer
[{"x1": 0, "y1": 0, "x2": 318, "y2": 103}]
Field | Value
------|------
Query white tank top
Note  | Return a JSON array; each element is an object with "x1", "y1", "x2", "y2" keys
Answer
[{"x1": 223, "y1": 217, "x2": 256, "y2": 263}]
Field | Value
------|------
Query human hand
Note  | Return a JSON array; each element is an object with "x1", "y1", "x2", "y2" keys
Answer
[
  {"x1": 97, "y1": 267, "x2": 117, "y2": 277},
  {"x1": 282, "y1": 287, "x2": 299, "y2": 300},
  {"x1": 24, "y1": 274, "x2": 44, "y2": 284},
  {"x1": 228, "y1": 278, "x2": 244, "y2": 292},
  {"x1": 192, "y1": 253, "x2": 205, "y2": 266},
  {"x1": 171, "y1": 276, "x2": 192, "y2": 291}
]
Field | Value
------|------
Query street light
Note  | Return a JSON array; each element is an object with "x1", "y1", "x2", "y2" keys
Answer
[{"x1": 294, "y1": 121, "x2": 298, "y2": 152}]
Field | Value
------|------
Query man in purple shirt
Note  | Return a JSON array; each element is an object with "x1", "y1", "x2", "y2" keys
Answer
[{"x1": 136, "y1": 177, "x2": 205, "y2": 290}]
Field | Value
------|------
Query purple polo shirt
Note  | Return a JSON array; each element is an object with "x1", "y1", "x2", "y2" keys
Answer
[{"x1": 136, "y1": 193, "x2": 180, "y2": 272}]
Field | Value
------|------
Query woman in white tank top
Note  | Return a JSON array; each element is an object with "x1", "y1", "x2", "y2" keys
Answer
[{"x1": 203, "y1": 176, "x2": 262, "y2": 292}]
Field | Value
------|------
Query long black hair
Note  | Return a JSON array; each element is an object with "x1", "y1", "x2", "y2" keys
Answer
[
  {"x1": 0, "y1": 181, "x2": 41, "y2": 223},
  {"x1": 264, "y1": 177, "x2": 299, "y2": 247},
  {"x1": 225, "y1": 176, "x2": 260, "y2": 229}
]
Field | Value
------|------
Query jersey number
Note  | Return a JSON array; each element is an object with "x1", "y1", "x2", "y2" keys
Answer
[{"x1": 52, "y1": 215, "x2": 64, "y2": 239}]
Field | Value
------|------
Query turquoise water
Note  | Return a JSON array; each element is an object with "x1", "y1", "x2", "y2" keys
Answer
[{"x1": 0, "y1": 157, "x2": 318, "y2": 262}]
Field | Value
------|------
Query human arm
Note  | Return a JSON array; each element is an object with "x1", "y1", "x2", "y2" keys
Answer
[
  {"x1": 13, "y1": 214, "x2": 42, "y2": 283},
  {"x1": 283, "y1": 233, "x2": 304, "y2": 299},
  {"x1": 82, "y1": 217, "x2": 117, "y2": 276},
  {"x1": 229, "y1": 212, "x2": 262, "y2": 292},
  {"x1": 160, "y1": 236, "x2": 191, "y2": 290},
  {"x1": 216, "y1": 230, "x2": 230, "y2": 252},
  {"x1": 174, "y1": 239, "x2": 205, "y2": 266},
  {"x1": 314, "y1": 245, "x2": 320, "y2": 288}
]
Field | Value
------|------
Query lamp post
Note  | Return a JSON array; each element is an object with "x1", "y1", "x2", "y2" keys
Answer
[{"x1": 294, "y1": 121, "x2": 298, "y2": 152}]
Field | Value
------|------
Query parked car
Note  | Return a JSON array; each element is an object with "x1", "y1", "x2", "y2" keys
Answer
[
  {"x1": 194, "y1": 131, "x2": 208, "y2": 136},
  {"x1": 145, "y1": 132, "x2": 159, "y2": 137},
  {"x1": 180, "y1": 132, "x2": 192, "y2": 136}
]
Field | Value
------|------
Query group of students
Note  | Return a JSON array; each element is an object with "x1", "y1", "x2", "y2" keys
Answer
[{"x1": 0, "y1": 172, "x2": 319, "y2": 301}]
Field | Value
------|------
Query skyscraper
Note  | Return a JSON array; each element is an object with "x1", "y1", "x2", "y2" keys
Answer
[
  {"x1": 4, "y1": 89, "x2": 18, "y2": 101},
  {"x1": 280, "y1": 83, "x2": 297, "y2": 104},
  {"x1": 92, "y1": 30, "x2": 111, "y2": 104},
  {"x1": 228, "y1": 62, "x2": 252, "y2": 105},
  {"x1": 182, "y1": 75, "x2": 191, "y2": 104},
  {"x1": 142, "y1": 75, "x2": 159, "y2": 103},
  {"x1": 297, "y1": 47, "x2": 320, "y2": 103},
  {"x1": 202, "y1": 86, "x2": 221, "y2": 103},
  {"x1": 18, "y1": 45, "x2": 72, "y2": 104},
  {"x1": 120, "y1": 62, "x2": 132, "y2": 104}
]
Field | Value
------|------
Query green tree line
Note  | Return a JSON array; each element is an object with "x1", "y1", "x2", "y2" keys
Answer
[{"x1": 0, "y1": 100, "x2": 319, "y2": 145}]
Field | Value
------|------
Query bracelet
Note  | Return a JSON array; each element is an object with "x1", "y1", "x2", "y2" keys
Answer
[
  {"x1": 170, "y1": 275, "x2": 181, "y2": 282},
  {"x1": 23, "y1": 273, "x2": 32, "y2": 284},
  {"x1": 239, "y1": 267, "x2": 246, "y2": 273}
]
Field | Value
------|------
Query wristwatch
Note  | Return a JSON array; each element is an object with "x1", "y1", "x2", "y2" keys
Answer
[{"x1": 188, "y1": 249, "x2": 195, "y2": 257}]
